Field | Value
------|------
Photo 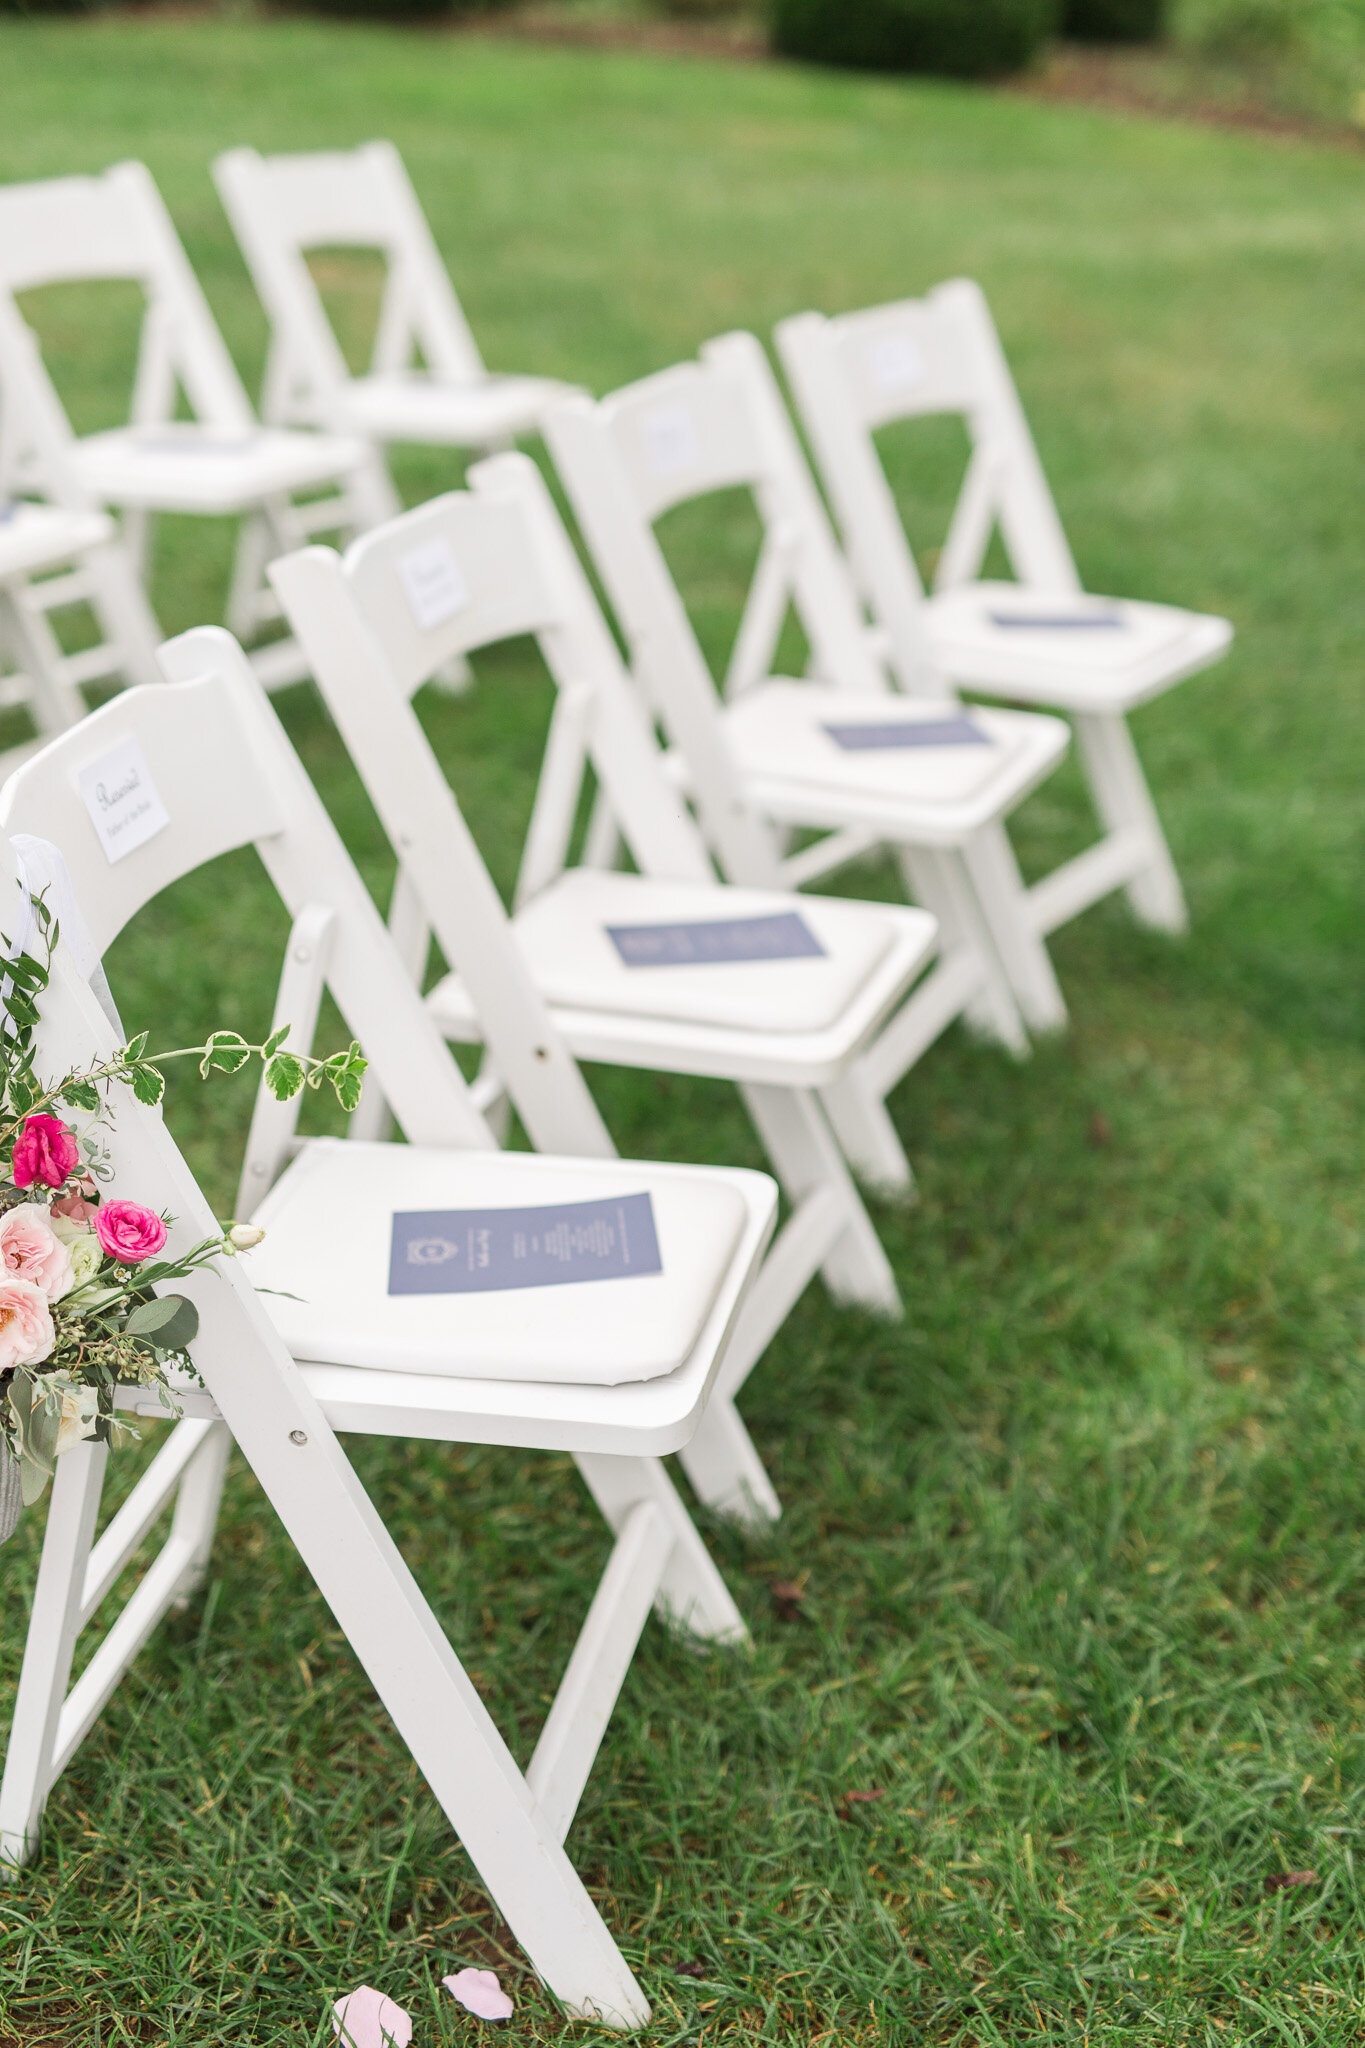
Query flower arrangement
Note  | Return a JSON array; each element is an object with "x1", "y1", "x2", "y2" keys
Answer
[{"x1": 0, "y1": 892, "x2": 365, "y2": 1538}]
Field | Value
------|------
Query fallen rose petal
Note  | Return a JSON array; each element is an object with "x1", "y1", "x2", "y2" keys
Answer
[
  {"x1": 332, "y1": 1985, "x2": 412, "y2": 2048},
  {"x1": 444, "y1": 1969, "x2": 515, "y2": 2022},
  {"x1": 674, "y1": 1959, "x2": 708, "y2": 1979},
  {"x1": 840, "y1": 1788, "x2": 886, "y2": 1814},
  {"x1": 769, "y1": 1578, "x2": 807, "y2": 1619},
  {"x1": 1264, "y1": 1869, "x2": 1317, "y2": 1892}
]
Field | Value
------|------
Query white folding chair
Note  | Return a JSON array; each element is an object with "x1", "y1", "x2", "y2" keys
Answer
[
  {"x1": 0, "y1": 629, "x2": 777, "y2": 2028},
  {"x1": 0, "y1": 498, "x2": 163, "y2": 768},
  {"x1": 543, "y1": 335, "x2": 1076, "y2": 1079},
  {"x1": 0, "y1": 162, "x2": 374, "y2": 691},
  {"x1": 268, "y1": 459, "x2": 943, "y2": 1436},
  {"x1": 213, "y1": 141, "x2": 584, "y2": 525},
  {"x1": 777, "y1": 282, "x2": 1233, "y2": 936}
]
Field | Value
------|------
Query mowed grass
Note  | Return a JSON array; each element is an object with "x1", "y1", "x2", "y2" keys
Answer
[{"x1": 2, "y1": 21, "x2": 1365, "y2": 2046}]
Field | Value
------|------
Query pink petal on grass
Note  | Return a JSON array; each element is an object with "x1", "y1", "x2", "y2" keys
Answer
[
  {"x1": 443, "y1": 1968, "x2": 515, "y2": 2021},
  {"x1": 332, "y1": 1985, "x2": 413, "y2": 2048}
]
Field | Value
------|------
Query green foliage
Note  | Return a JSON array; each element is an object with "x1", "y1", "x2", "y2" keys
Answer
[
  {"x1": 122, "y1": 1293, "x2": 199, "y2": 1352},
  {"x1": 771, "y1": 0, "x2": 1058, "y2": 77},
  {"x1": 1065, "y1": 0, "x2": 1166, "y2": 39},
  {"x1": 1174, "y1": 0, "x2": 1365, "y2": 73}
]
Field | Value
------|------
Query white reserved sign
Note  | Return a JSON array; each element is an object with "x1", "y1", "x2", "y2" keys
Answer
[
  {"x1": 640, "y1": 404, "x2": 701, "y2": 482},
  {"x1": 397, "y1": 537, "x2": 469, "y2": 633},
  {"x1": 77, "y1": 736, "x2": 170, "y2": 865}
]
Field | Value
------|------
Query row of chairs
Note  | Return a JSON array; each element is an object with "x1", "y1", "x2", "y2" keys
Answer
[
  {"x1": 0, "y1": 146, "x2": 1233, "y2": 1159},
  {"x1": 0, "y1": 145, "x2": 1232, "y2": 2031}
]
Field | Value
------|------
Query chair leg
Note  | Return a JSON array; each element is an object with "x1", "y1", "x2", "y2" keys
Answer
[
  {"x1": 818, "y1": 1072, "x2": 915, "y2": 1199},
  {"x1": 0, "y1": 586, "x2": 86, "y2": 736},
  {"x1": 83, "y1": 537, "x2": 166, "y2": 690},
  {"x1": 226, "y1": 511, "x2": 275, "y2": 645},
  {"x1": 0, "y1": 1439, "x2": 108, "y2": 1870},
  {"x1": 1073, "y1": 710, "x2": 1188, "y2": 934},
  {"x1": 957, "y1": 824, "x2": 1069, "y2": 1035},
  {"x1": 573, "y1": 1452, "x2": 748, "y2": 1646},
  {"x1": 677, "y1": 1396, "x2": 782, "y2": 1529},
  {"x1": 898, "y1": 846, "x2": 1029, "y2": 1056},
  {"x1": 347, "y1": 449, "x2": 403, "y2": 530},
  {"x1": 740, "y1": 1083, "x2": 900, "y2": 1316},
  {"x1": 168, "y1": 1420, "x2": 233, "y2": 1607}
]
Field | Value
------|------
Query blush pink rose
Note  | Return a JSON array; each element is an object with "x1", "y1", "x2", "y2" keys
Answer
[
  {"x1": 94, "y1": 1201, "x2": 167, "y2": 1265},
  {"x1": 12, "y1": 1114, "x2": 81, "y2": 1192},
  {"x1": 0, "y1": 1277, "x2": 54, "y2": 1370},
  {"x1": 0, "y1": 1204, "x2": 74, "y2": 1301},
  {"x1": 51, "y1": 1173, "x2": 99, "y2": 1224}
]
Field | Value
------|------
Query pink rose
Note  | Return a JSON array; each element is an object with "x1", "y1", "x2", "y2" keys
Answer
[
  {"x1": 0, "y1": 1204, "x2": 74, "y2": 1301},
  {"x1": 12, "y1": 1114, "x2": 80, "y2": 1191},
  {"x1": 0, "y1": 1277, "x2": 54, "y2": 1370},
  {"x1": 94, "y1": 1201, "x2": 166, "y2": 1265},
  {"x1": 51, "y1": 1173, "x2": 99, "y2": 1224}
]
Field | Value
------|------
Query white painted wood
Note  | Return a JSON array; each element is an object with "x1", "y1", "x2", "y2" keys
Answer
[
  {"x1": 527, "y1": 1499, "x2": 674, "y2": 1843},
  {"x1": 540, "y1": 336, "x2": 1076, "y2": 1106},
  {"x1": 213, "y1": 141, "x2": 583, "y2": 518},
  {"x1": 775, "y1": 285, "x2": 1233, "y2": 937},
  {"x1": 0, "y1": 497, "x2": 157, "y2": 754},
  {"x1": 0, "y1": 161, "x2": 373, "y2": 691},
  {"x1": 0, "y1": 637, "x2": 779, "y2": 2024},
  {"x1": 267, "y1": 467, "x2": 931, "y2": 1404}
]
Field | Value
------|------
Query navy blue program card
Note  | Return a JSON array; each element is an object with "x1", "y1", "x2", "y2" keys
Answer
[
  {"x1": 389, "y1": 1191, "x2": 663, "y2": 1295},
  {"x1": 606, "y1": 910, "x2": 826, "y2": 967},
  {"x1": 823, "y1": 715, "x2": 991, "y2": 752},
  {"x1": 987, "y1": 609, "x2": 1124, "y2": 630}
]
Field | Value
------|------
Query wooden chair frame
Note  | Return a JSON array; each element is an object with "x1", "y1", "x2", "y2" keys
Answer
[
  {"x1": 0, "y1": 161, "x2": 374, "y2": 690},
  {"x1": 0, "y1": 631, "x2": 778, "y2": 2028},
  {"x1": 776, "y1": 282, "x2": 1233, "y2": 937},
  {"x1": 213, "y1": 140, "x2": 583, "y2": 521},
  {"x1": 268, "y1": 456, "x2": 966, "y2": 1458},
  {"x1": 542, "y1": 334, "x2": 1078, "y2": 1129}
]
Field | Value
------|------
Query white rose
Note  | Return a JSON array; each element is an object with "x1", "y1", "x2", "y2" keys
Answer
[
  {"x1": 228, "y1": 1223, "x2": 266, "y2": 1252},
  {"x1": 52, "y1": 1379, "x2": 100, "y2": 1457},
  {"x1": 49, "y1": 1215, "x2": 102, "y2": 1288}
]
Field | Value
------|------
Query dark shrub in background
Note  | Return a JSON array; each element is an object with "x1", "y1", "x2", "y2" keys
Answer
[
  {"x1": 283, "y1": 0, "x2": 460, "y2": 17},
  {"x1": 772, "y1": 0, "x2": 1057, "y2": 74},
  {"x1": 1063, "y1": 0, "x2": 1165, "y2": 38}
]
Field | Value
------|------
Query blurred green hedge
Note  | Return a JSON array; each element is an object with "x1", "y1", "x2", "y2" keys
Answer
[{"x1": 772, "y1": 0, "x2": 1058, "y2": 75}]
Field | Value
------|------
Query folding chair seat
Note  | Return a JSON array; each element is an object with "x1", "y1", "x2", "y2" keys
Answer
[
  {"x1": 266, "y1": 459, "x2": 944, "y2": 1457},
  {"x1": 213, "y1": 141, "x2": 584, "y2": 525},
  {"x1": 0, "y1": 499, "x2": 162, "y2": 768},
  {"x1": 0, "y1": 161, "x2": 374, "y2": 691},
  {"x1": 776, "y1": 282, "x2": 1233, "y2": 935},
  {"x1": 0, "y1": 629, "x2": 777, "y2": 2027},
  {"x1": 542, "y1": 334, "x2": 1076, "y2": 1112}
]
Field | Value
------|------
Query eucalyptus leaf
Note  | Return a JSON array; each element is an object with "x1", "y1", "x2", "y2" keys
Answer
[
  {"x1": 0, "y1": 1446, "x2": 21, "y2": 1545},
  {"x1": 124, "y1": 1293, "x2": 199, "y2": 1352}
]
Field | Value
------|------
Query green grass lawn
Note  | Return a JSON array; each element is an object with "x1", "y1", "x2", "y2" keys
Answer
[{"x1": 2, "y1": 19, "x2": 1365, "y2": 2045}]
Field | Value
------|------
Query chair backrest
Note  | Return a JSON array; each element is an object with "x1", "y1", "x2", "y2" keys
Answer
[
  {"x1": 0, "y1": 626, "x2": 495, "y2": 1206},
  {"x1": 542, "y1": 331, "x2": 898, "y2": 889},
  {"x1": 213, "y1": 142, "x2": 486, "y2": 430},
  {"x1": 0, "y1": 161, "x2": 256, "y2": 504},
  {"x1": 268, "y1": 461, "x2": 729, "y2": 1146},
  {"x1": 776, "y1": 281, "x2": 1081, "y2": 694}
]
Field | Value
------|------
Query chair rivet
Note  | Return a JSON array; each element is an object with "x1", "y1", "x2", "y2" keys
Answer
[
  {"x1": 289, "y1": 1429, "x2": 307, "y2": 1445},
  {"x1": 534, "y1": 1046, "x2": 549, "y2": 1061},
  {"x1": 293, "y1": 945, "x2": 310, "y2": 963}
]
